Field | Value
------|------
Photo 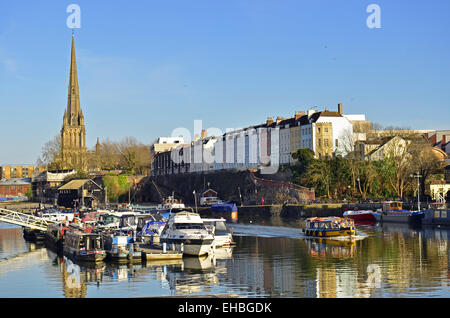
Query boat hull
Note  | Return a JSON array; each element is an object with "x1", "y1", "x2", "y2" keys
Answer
[
  {"x1": 23, "y1": 228, "x2": 46, "y2": 242},
  {"x1": 106, "y1": 251, "x2": 142, "y2": 262},
  {"x1": 421, "y1": 209, "x2": 450, "y2": 226},
  {"x1": 44, "y1": 234, "x2": 64, "y2": 254},
  {"x1": 375, "y1": 212, "x2": 423, "y2": 224},
  {"x1": 160, "y1": 238, "x2": 214, "y2": 256},
  {"x1": 63, "y1": 246, "x2": 107, "y2": 262},
  {"x1": 304, "y1": 227, "x2": 356, "y2": 238},
  {"x1": 343, "y1": 211, "x2": 375, "y2": 221}
]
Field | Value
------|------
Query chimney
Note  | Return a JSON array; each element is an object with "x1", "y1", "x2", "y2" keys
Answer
[
  {"x1": 266, "y1": 117, "x2": 274, "y2": 126},
  {"x1": 430, "y1": 134, "x2": 437, "y2": 146},
  {"x1": 276, "y1": 116, "x2": 284, "y2": 124},
  {"x1": 443, "y1": 135, "x2": 447, "y2": 150},
  {"x1": 295, "y1": 111, "x2": 305, "y2": 120},
  {"x1": 307, "y1": 108, "x2": 316, "y2": 118},
  {"x1": 338, "y1": 103, "x2": 343, "y2": 115},
  {"x1": 201, "y1": 129, "x2": 207, "y2": 139},
  {"x1": 423, "y1": 133, "x2": 429, "y2": 140}
]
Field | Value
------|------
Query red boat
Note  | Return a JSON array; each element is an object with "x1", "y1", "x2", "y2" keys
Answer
[{"x1": 343, "y1": 210, "x2": 376, "y2": 221}]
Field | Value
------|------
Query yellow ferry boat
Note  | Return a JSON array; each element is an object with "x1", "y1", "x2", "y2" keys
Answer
[{"x1": 303, "y1": 217, "x2": 356, "y2": 238}]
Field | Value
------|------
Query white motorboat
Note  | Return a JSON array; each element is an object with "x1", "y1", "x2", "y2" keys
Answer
[
  {"x1": 202, "y1": 218, "x2": 234, "y2": 248},
  {"x1": 160, "y1": 211, "x2": 214, "y2": 256},
  {"x1": 157, "y1": 196, "x2": 185, "y2": 212}
]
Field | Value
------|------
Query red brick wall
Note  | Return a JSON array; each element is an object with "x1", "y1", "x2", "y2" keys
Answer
[{"x1": 0, "y1": 184, "x2": 31, "y2": 196}]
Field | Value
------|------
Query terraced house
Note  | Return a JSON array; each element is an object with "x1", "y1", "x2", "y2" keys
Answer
[{"x1": 151, "y1": 103, "x2": 366, "y2": 176}]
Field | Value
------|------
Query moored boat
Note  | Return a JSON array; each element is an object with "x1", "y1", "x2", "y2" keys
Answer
[
  {"x1": 160, "y1": 210, "x2": 214, "y2": 256},
  {"x1": 303, "y1": 217, "x2": 356, "y2": 238},
  {"x1": 202, "y1": 218, "x2": 234, "y2": 248},
  {"x1": 343, "y1": 209, "x2": 376, "y2": 221},
  {"x1": 103, "y1": 232, "x2": 142, "y2": 262},
  {"x1": 422, "y1": 203, "x2": 450, "y2": 226},
  {"x1": 22, "y1": 227, "x2": 46, "y2": 242},
  {"x1": 137, "y1": 219, "x2": 166, "y2": 245},
  {"x1": 44, "y1": 223, "x2": 73, "y2": 253},
  {"x1": 156, "y1": 196, "x2": 185, "y2": 214},
  {"x1": 210, "y1": 203, "x2": 238, "y2": 223},
  {"x1": 373, "y1": 201, "x2": 424, "y2": 225},
  {"x1": 63, "y1": 230, "x2": 107, "y2": 262}
]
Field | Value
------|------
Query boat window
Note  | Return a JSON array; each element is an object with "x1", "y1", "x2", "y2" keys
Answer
[
  {"x1": 214, "y1": 221, "x2": 227, "y2": 232},
  {"x1": 435, "y1": 211, "x2": 440, "y2": 218},
  {"x1": 442, "y1": 211, "x2": 447, "y2": 219},
  {"x1": 175, "y1": 223, "x2": 205, "y2": 230}
]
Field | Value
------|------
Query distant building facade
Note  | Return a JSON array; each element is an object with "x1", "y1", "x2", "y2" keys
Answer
[
  {"x1": 0, "y1": 165, "x2": 45, "y2": 179},
  {"x1": 151, "y1": 103, "x2": 362, "y2": 176}
]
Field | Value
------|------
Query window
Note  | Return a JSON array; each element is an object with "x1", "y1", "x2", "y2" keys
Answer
[
  {"x1": 318, "y1": 128, "x2": 321, "y2": 133},
  {"x1": 325, "y1": 139, "x2": 329, "y2": 146},
  {"x1": 325, "y1": 128, "x2": 328, "y2": 133},
  {"x1": 318, "y1": 139, "x2": 321, "y2": 146},
  {"x1": 335, "y1": 139, "x2": 339, "y2": 147}
]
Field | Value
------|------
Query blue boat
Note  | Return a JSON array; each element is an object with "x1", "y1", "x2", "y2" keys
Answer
[
  {"x1": 373, "y1": 201, "x2": 424, "y2": 225},
  {"x1": 103, "y1": 232, "x2": 142, "y2": 262},
  {"x1": 210, "y1": 203, "x2": 238, "y2": 223},
  {"x1": 422, "y1": 203, "x2": 450, "y2": 226},
  {"x1": 138, "y1": 220, "x2": 166, "y2": 245}
]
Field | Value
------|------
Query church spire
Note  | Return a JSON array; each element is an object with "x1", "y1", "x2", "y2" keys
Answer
[{"x1": 66, "y1": 32, "x2": 82, "y2": 125}]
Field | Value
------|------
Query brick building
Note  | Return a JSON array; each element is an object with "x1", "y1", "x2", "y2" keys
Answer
[{"x1": 0, "y1": 178, "x2": 32, "y2": 197}]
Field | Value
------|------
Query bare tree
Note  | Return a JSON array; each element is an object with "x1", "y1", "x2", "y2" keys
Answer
[
  {"x1": 117, "y1": 137, "x2": 151, "y2": 175},
  {"x1": 37, "y1": 135, "x2": 64, "y2": 170}
]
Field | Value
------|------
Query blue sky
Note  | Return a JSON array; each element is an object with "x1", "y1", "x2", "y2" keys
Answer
[{"x1": 0, "y1": 0, "x2": 449, "y2": 165}]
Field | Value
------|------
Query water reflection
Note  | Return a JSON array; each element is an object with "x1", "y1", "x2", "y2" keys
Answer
[
  {"x1": 45, "y1": 246, "x2": 236, "y2": 298},
  {"x1": 306, "y1": 238, "x2": 356, "y2": 259},
  {"x1": 2, "y1": 220, "x2": 450, "y2": 297}
]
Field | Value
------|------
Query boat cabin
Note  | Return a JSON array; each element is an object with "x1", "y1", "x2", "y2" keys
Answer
[
  {"x1": 382, "y1": 201, "x2": 403, "y2": 212},
  {"x1": 119, "y1": 213, "x2": 139, "y2": 229},
  {"x1": 202, "y1": 218, "x2": 229, "y2": 236},
  {"x1": 65, "y1": 231, "x2": 105, "y2": 252},
  {"x1": 305, "y1": 217, "x2": 354, "y2": 230}
]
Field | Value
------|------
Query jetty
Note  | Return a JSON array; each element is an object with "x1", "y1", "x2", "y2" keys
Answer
[{"x1": 138, "y1": 244, "x2": 183, "y2": 261}]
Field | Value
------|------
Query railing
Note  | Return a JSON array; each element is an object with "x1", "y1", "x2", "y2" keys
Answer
[{"x1": 0, "y1": 208, "x2": 57, "y2": 231}]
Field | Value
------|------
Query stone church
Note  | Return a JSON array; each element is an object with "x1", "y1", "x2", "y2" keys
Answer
[{"x1": 59, "y1": 33, "x2": 88, "y2": 171}]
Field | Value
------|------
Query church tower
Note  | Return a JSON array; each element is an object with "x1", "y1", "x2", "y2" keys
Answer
[{"x1": 60, "y1": 32, "x2": 87, "y2": 170}]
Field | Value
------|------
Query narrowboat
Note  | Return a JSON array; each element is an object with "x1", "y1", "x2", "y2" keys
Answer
[
  {"x1": 22, "y1": 227, "x2": 46, "y2": 242},
  {"x1": 103, "y1": 232, "x2": 142, "y2": 262},
  {"x1": 63, "y1": 230, "x2": 107, "y2": 262},
  {"x1": 422, "y1": 203, "x2": 450, "y2": 226},
  {"x1": 373, "y1": 201, "x2": 424, "y2": 224},
  {"x1": 303, "y1": 217, "x2": 356, "y2": 238},
  {"x1": 44, "y1": 223, "x2": 73, "y2": 253},
  {"x1": 160, "y1": 210, "x2": 214, "y2": 256}
]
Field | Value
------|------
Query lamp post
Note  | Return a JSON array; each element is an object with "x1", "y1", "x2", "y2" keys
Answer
[{"x1": 410, "y1": 172, "x2": 422, "y2": 211}]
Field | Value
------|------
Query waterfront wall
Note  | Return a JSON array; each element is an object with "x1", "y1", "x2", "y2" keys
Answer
[
  {"x1": 198, "y1": 203, "x2": 370, "y2": 218},
  {"x1": 141, "y1": 170, "x2": 314, "y2": 205}
]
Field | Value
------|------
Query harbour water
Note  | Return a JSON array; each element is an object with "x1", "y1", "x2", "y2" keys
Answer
[{"x1": 1, "y1": 216, "x2": 450, "y2": 298}]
